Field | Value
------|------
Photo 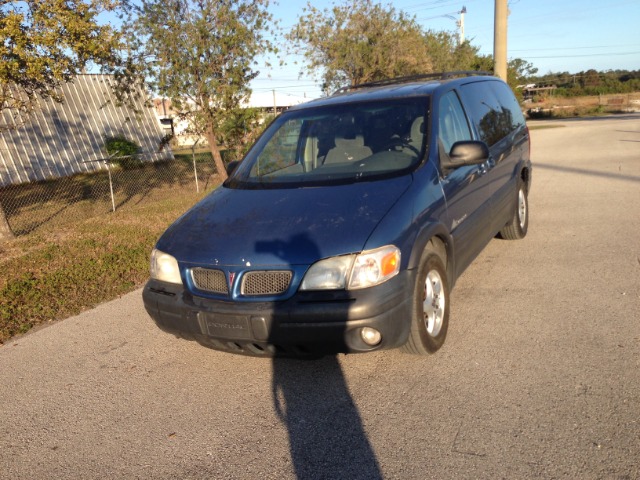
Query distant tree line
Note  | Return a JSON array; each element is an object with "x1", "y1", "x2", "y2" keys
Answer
[{"x1": 525, "y1": 70, "x2": 640, "y2": 97}]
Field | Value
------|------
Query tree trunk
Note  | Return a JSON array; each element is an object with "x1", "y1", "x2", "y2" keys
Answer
[
  {"x1": 0, "y1": 204, "x2": 15, "y2": 242},
  {"x1": 205, "y1": 128, "x2": 228, "y2": 182}
]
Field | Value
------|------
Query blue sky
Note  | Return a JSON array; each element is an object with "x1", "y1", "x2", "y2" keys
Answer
[{"x1": 250, "y1": 0, "x2": 640, "y2": 104}]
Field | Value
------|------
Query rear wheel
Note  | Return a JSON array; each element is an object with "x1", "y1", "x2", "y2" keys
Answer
[
  {"x1": 499, "y1": 180, "x2": 528, "y2": 240},
  {"x1": 402, "y1": 246, "x2": 450, "y2": 355}
]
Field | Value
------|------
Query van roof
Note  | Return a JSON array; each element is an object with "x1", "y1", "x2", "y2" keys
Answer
[{"x1": 289, "y1": 71, "x2": 497, "y2": 111}]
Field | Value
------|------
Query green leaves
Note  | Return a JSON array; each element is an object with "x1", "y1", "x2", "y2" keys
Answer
[
  {"x1": 104, "y1": 135, "x2": 143, "y2": 169},
  {"x1": 289, "y1": 0, "x2": 434, "y2": 93},
  {"x1": 104, "y1": 135, "x2": 141, "y2": 157}
]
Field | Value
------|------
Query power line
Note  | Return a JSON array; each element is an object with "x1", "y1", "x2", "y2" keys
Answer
[
  {"x1": 252, "y1": 77, "x2": 316, "y2": 82},
  {"x1": 506, "y1": 0, "x2": 639, "y2": 27},
  {"x1": 417, "y1": 11, "x2": 462, "y2": 22},
  {"x1": 511, "y1": 44, "x2": 640, "y2": 53},
  {"x1": 525, "y1": 51, "x2": 640, "y2": 59},
  {"x1": 467, "y1": 0, "x2": 640, "y2": 36},
  {"x1": 251, "y1": 85, "x2": 320, "y2": 92},
  {"x1": 402, "y1": 0, "x2": 476, "y2": 13}
]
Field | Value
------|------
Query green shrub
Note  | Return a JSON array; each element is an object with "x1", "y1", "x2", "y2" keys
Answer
[{"x1": 104, "y1": 135, "x2": 142, "y2": 170}]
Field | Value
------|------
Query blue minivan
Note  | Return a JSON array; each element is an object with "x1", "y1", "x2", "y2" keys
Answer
[{"x1": 143, "y1": 72, "x2": 531, "y2": 356}]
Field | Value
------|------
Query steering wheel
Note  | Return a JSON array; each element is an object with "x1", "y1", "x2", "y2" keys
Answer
[{"x1": 383, "y1": 137, "x2": 420, "y2": 156}]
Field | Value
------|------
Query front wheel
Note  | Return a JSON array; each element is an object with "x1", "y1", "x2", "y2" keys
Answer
[
  {"x1": 499, "y1": 180, "x2": 529, "y2": 240},
  {"x1": 402, "y1": 247, "x2": 450, "y2": 355}
]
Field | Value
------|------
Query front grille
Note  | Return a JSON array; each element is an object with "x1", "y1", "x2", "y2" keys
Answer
[
  {"x1": 191, "y1": 268, "x2": 228, "y2": 295},
  {"x1": 241, "y1": 271, "x2": 292, "y2": 296}
]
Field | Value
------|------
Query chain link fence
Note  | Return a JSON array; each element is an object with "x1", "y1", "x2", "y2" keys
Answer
[{"x1": 0, "y1": 151, "x2": 219, "y2": 237}]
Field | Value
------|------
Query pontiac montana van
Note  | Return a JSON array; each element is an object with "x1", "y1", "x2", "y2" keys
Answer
[{"x1": 143, "y1": 72, "x2": 532, "y2": 356}]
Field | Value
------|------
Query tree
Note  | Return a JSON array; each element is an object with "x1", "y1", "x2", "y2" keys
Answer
[
  {"x1": 581, "y1": 69, "x2": 601, "y2": 88},
  {"x1": 504, "y1": 58, "x2": 538, "y2": 101},
  {"x1": 123, "y1": 0, "x2": 276, "y2": 181},
  {"x1": 1, "y1": 0, "x2": 125, "y2": 241},
  {"x1": 424, "y1": 31, "x2": 488, "y2": 73},
  {"x1": 289, "y1": 0, "x2": 432, "y2": 93},
  {"x1": 507, "y1": 58, "x2": 538, "y2": 87},
  {"x1": 220, "y1": 107, "x2": 273, "y2": 160},
  {"x1": 0, "y1": 0, "x2": 124, "y2": 131}
]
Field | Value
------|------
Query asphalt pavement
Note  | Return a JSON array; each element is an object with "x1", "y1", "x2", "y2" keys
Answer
[{"x1": 1, "y1": 115, "x2": 639, "y2": 479}]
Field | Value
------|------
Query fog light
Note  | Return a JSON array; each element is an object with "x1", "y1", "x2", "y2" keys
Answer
[{"x1": 361, "y1": 327, "x2": 382, "y2": 346}]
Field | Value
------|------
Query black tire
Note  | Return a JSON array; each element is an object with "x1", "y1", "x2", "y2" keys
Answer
[
  {"x1": 499, "y1": 180, "x2": 529, "y2": 240},
  {"x1": 402, "y1": 246, "x2": 450, "y2": 355}
]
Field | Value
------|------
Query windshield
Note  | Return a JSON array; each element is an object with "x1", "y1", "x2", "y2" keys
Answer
[{"x1": 227, "y1": 98, "x2": 430, "y2": 188}]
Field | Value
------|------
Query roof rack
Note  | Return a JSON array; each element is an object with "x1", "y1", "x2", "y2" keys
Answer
[{"x1": 334, "y1": 71, "x2": 493, "y2": 94}]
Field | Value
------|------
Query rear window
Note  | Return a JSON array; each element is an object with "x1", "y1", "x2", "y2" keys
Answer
[{"x1": 227, "y1": 98, "x2": 429, "y2": 188}]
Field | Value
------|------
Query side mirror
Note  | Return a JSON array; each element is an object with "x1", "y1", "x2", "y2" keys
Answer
[
  {"x1": 226, "y1": 160, "x2": 240, "y2": 176},
  {"x1": 441, "y1": 141, "x2": 489, "y2": 169}
]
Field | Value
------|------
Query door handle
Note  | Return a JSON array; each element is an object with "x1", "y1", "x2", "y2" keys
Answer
[{"x1": 478, "y1": 157, "x2": 495, "y2": 175}]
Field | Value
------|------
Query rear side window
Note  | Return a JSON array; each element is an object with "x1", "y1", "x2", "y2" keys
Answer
[
  {"x1": 459, "y1": 80, "x2": 525, "y2": 146},
  {"x1": 492, "y1": 81, "x2": 526, "y2": 127}
]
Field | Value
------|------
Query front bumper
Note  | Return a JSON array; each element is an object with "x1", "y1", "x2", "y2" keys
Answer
[{"x1": 142, "y1": 270, "x2": 414, "y2": 356}]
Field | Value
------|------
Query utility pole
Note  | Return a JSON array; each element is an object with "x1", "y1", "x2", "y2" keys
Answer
[
  {"x1": 458, "y1": 6, "x2": 467, "y2": 45},
  {"x1": 494, "y1": 0, "x2": 508, "y2": 80},
  {"x1": 272, "y1": 90, "x2": 277, "y2": 116}
]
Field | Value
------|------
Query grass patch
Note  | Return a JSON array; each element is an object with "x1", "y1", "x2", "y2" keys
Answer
[
  {"x1": 172, "y1": 148, "x2": 238, "y2": 164},
  {"x1": 0, "y1": 187, "x2": 216, "y2": 344},
  {"x1": 0, "y1": 158, "x2": 219, "y2": 236},
  {"x1": 527, "y1": 124, "x2": 566, "y2": 130},
  {"x1": 527, "y1": 105, "x2": 608, "y2": 120},
  {"x1": 173, "y1": 150, "x2": 214, "y2": 163},
  {"x1": 525, "y1": 92, "x2": 640, "y2": 120}
]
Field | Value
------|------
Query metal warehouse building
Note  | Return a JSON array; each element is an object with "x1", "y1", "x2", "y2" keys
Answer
[{"x1": 0, "y1": 75, "x2": 171, "y2": 187}]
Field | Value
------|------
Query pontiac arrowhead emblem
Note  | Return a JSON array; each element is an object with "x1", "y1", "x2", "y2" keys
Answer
[{"x1": 228, "y1": 271, "x2": 236, "y2": 288}]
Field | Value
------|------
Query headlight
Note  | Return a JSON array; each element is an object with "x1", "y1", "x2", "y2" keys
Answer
[
  {"x1": 300, "y1": 245, "x2": 400, "y2": 291},
  {"x1": 150, "y1": 248, "x2": 182, "y2": 284},
  {"x1": 300, "y1": 255, "x2": 355, "y2": 290},
  {"x1": 348, "y1": 245, "x2": 400, "y2": 289}
]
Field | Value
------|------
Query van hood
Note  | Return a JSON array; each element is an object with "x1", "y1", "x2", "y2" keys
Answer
[{"x1": 157, "y1": 177, "x2": 412, "y2": 267}]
